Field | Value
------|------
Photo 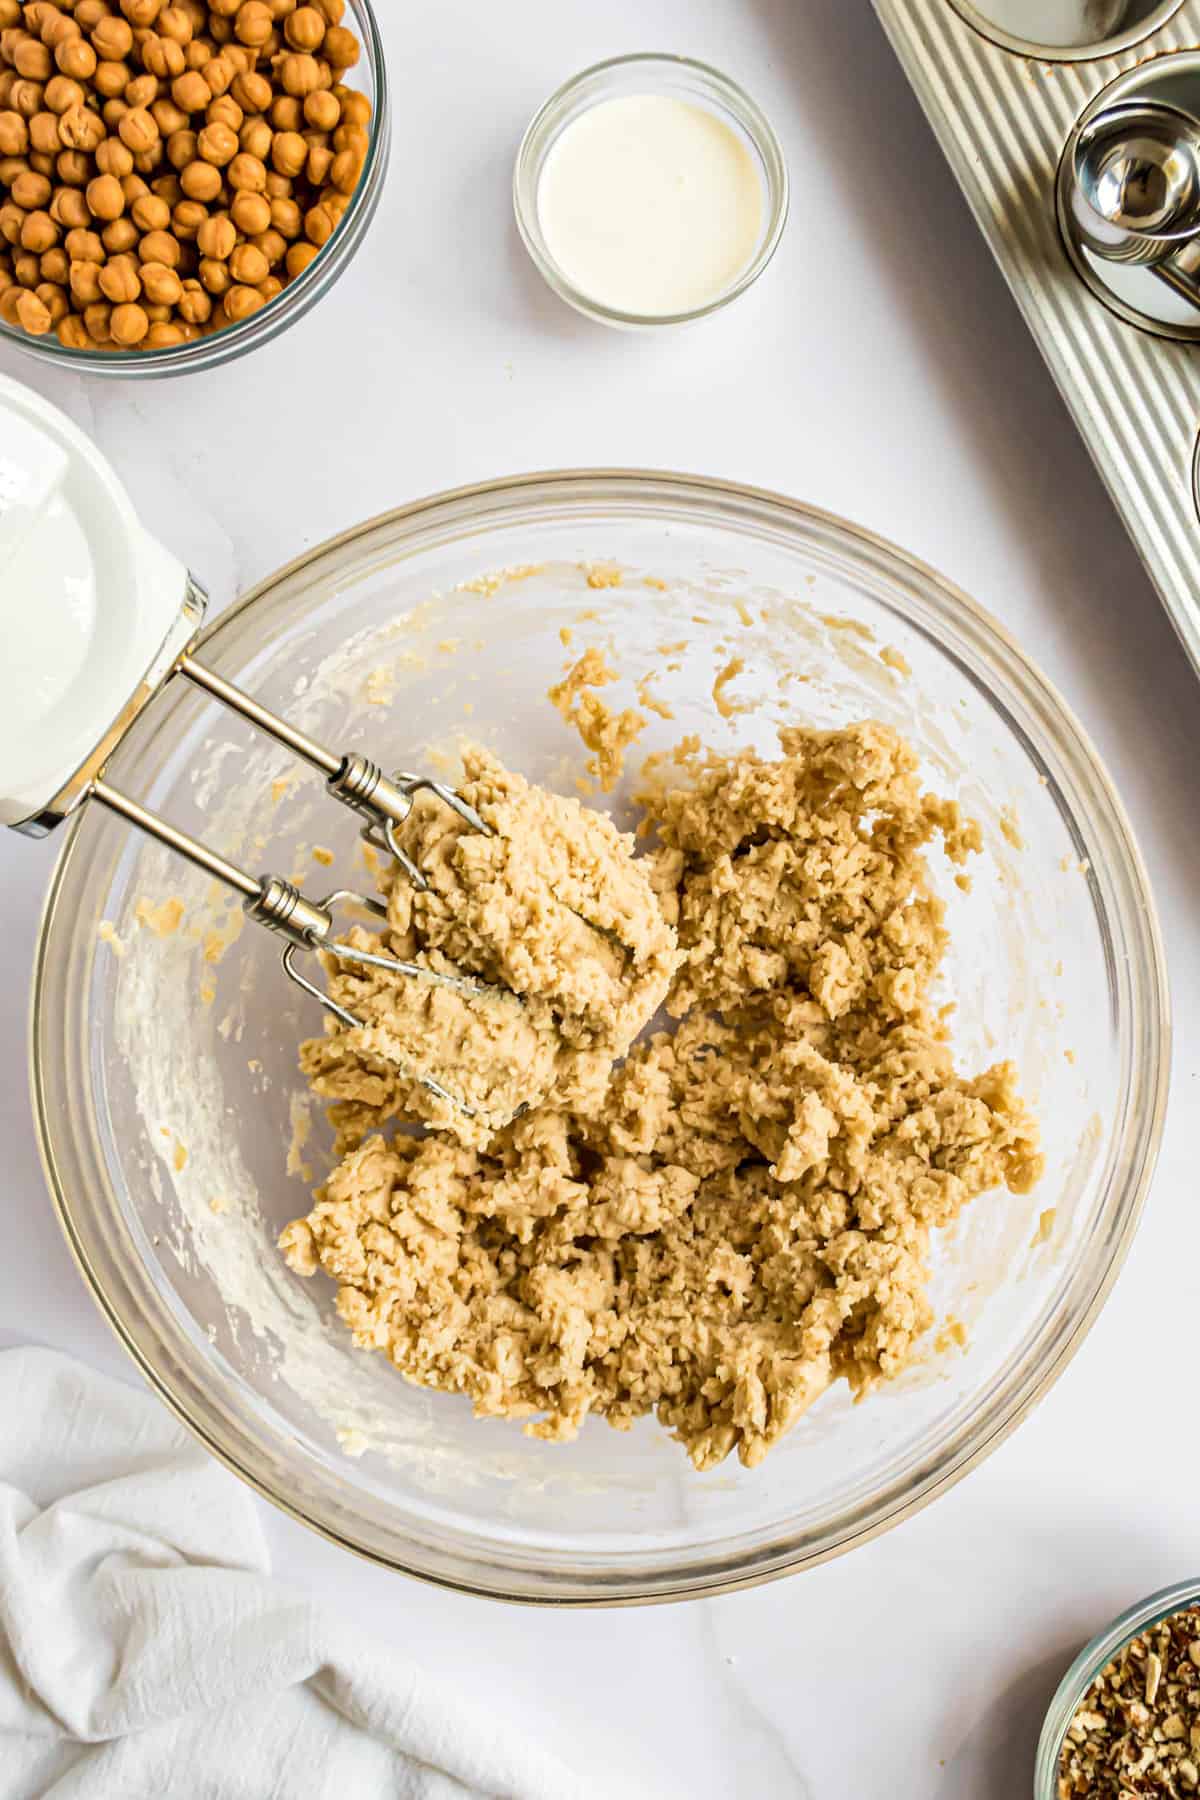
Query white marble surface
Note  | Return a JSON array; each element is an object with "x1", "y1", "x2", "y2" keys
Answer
[{"x1": 2, "y1": 1, "x2": 1198, "y2": 1794}]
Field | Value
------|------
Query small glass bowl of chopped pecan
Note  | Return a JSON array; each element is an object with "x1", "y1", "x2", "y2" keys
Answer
[{"x1": 1038, "y1": 1580, "x2": 1200, "y2": 1799}]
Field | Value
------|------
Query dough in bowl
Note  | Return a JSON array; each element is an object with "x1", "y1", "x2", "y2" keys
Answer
[{"x1": 281, "y1": 717, "x2": 1042, "y2": 1470}]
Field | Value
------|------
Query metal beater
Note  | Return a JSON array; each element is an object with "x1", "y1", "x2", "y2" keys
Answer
[
  {"x1": 100, "y1": 637, "x2": 499, "y2": 1108},
  {"x1": 1, "y1": 373, "x2": 497, "y2": 1113}
]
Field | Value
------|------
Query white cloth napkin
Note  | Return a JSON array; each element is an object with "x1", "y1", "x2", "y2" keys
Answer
[{"x1": 0, "y1": 1346, "x2": 593, "y2": 1800}]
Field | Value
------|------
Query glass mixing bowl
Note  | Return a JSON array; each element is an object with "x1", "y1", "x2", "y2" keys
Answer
[
  {"x1": 0, "y1": 0, "x2": 388, "y2": 379},
  {"x1": 31, "y1": 472, "x2": 1168, "y2": 1604}
]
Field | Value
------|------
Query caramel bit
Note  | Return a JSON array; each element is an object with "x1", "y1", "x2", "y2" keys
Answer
[
  {"x1": 1058, "y1": 1606, "x2": 1200, "y2": 1797},
  {"x1": 283, "y1": 720, "x2": 1041, "y2": 1472},
  {"x1": 880, "y1": 645, "x2": 911, "y2": 677}
]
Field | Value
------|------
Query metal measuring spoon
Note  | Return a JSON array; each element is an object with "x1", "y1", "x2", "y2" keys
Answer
[{"x1": 1069, "y1": 97, "x2": 1200, "y2": 306}]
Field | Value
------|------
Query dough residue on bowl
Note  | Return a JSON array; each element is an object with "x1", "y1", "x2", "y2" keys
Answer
[
  {"x1": 548, "y1": 646, "x2": 647, "y2": 792},
  {"x1": 281, "y1": 715, "x2": 1043, "y2": 1471}
]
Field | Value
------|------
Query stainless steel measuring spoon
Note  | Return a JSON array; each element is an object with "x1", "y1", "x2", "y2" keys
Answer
[{"x1": 1067, "y1": 97, "x2": 1200, "y2": 308}]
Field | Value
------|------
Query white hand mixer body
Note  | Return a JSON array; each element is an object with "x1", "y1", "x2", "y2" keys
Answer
[
  {"x1": 0, "y1": 372, "x2": 194, "y2": 832},
  {"x1": 0, "y1": 372, "x2": 494, "y2": 1111}
]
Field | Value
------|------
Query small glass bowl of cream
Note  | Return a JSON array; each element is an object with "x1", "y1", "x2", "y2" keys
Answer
[{"x1": 514, "y1": 53, "x2": 789, "y2": 329}]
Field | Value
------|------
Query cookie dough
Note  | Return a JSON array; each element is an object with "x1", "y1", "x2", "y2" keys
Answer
[
  {"x1": 282, "y1": 720, "x2": 1042, "y2": 1470},
  {"x1": 298, "y1": 746, "x2": 677, "y2": 1147},
  {"x1": 548, "y1": 647, "x2": 646, "y2": 792}
]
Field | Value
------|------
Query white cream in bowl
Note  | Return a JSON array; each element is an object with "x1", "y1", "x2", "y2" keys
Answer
[{"x1": 535, "y1": 93, "x2": 764, "y2": 316}]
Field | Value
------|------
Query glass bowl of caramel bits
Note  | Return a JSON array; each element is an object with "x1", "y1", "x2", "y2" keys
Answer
[{"x1": 0, "y1": 0, "x2": 387, "y2": 372}]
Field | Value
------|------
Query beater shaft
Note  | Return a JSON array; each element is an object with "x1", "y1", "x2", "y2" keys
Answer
[
  {"x1": 177, "y1": 654, "x2": 342, "y2": 779},
  {"x1": 91, "y1": 777, "x2": 336, "y2": 947},
  {"x1": 91, "y1": 776, "x2": 261, "y2": 903},
  {"x1": 177, "y1": 654, "x2": 423, "y2": 842}
]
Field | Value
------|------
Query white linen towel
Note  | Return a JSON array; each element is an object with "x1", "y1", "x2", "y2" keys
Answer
[{"x1": 0, "y1": 1346, "x2": 595, "y2": 1800}]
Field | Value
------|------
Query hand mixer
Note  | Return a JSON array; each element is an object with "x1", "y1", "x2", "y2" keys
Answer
[{"x1": 0, "y1": 372, "x2": 496, "y2": 1112}]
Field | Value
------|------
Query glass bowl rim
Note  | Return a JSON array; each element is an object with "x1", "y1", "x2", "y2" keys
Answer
[
  {"x1": 1035, "y1": 1577, "x2": 1200, "y2": 1793},
  {"x1": 512, "y1": 53, "x2": 790, "y2": 329},
  {"x1": 0, "y1": 0, "x2": 389, "y2": 379},
  {"x1": 29, "y1": 468, "x2": 1171, "y2": 1605}
]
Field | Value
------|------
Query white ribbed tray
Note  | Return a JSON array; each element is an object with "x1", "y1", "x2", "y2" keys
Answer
[{"x1": 873, "y1": 0, "x2": 1200, "y2": 677}]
